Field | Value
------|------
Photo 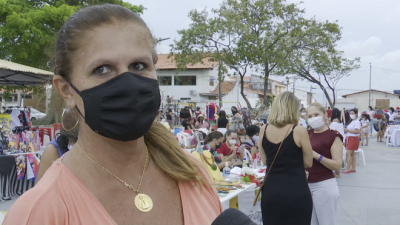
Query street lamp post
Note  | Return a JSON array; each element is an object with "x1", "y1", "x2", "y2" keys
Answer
[{"x1": 369, "y1": 63, "x2": 372, "y2": 107}]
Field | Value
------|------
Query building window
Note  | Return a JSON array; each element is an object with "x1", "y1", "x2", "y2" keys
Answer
[
  {"x1": 22, "y1": 94, "x2": 33, "y2": 99},
  {"x1": 174, "y1": 76, "x2": 196, "y2": 86},
  {"x1": 208, "y1": 96, "x2": 217, "y2": 100},
  {"x1": 209, "y1": 76, "x2": 215, "y2": 86},
  {"x1": 158, "y1": 76, "x2": 172, "y2": 86},
  {"x1": 5, "y1": 97, "x2": 13, "y2": 102}
]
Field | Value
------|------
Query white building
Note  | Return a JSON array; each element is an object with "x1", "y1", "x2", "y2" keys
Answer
[{"x1": 335, "y1": 89, "x2": 400, "y2": 112}]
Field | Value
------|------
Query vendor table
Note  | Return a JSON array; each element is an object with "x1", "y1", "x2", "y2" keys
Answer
[
  {"x1": 391, "y1": 129, "x2": 400, "y2": 147},
  {"x1": 0, "y1": 152, "x2": 42, "y2": 203},
  {"x1": 219, "y1": 183, "x2": 256, "y2": 209}
]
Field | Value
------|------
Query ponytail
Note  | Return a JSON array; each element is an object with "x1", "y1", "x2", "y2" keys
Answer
[{"x1": 144, "y1": 121, "x2": 208, "y2": 186}]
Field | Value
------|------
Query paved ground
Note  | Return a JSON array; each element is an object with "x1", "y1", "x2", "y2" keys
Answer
[
  {"x1": 2, "y1": 134, "x2": 400, "y2": 225},
  {"x1": 223, "y1": 134, "x2": 400, "y2": 225}
]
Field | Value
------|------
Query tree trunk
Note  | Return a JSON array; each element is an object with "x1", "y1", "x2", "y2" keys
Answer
[
  {"x1": 218, "y1": 62, "x2": 223, "y2": 108},
  {"x1": 240, "y1": 76, "x2": 252, "y2": 109},
  {"x1": 263, "y1": 62, "x2": 270, "y2": 106},
  {"x1": 318, "y1": 84, "x2": 334, "y2": 109},
  {"x1": 32, "y1": 87, "x2": 64, "y2": 126}
]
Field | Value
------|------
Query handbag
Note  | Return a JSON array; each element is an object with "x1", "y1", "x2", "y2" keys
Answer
[{"x1": 253, "y1": 125, "x2": 292, "y2": 206}]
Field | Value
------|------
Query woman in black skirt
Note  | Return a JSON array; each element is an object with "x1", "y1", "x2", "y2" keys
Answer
[{"x1": 259, "y1": 91, "x2": 313, "y2": 225}]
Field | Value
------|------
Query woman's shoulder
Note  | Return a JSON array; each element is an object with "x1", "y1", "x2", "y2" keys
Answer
[
  {"x1": 327, "y1": 128, "x2": 344, "y2": 142},
  {"x1": 3, "y1": 162, "x2": 68, "y2": 224}
]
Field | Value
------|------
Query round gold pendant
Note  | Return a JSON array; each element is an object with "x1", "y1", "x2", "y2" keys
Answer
[{"x1": 134, "y1": 193, "x2": 153, "y2": 212}]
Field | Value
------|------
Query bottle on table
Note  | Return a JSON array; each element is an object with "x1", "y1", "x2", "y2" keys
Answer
[
  {"x1": 242, "y1": 157, "x2": 248, "y2": 168},
  {"x1": 223, "y1": 162, "x2": 231, "y2": 181}
]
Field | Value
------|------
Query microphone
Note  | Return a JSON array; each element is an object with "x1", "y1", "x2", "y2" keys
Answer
[{"x1": 212, "y1": 208, "x2": 257, "y2": 225}]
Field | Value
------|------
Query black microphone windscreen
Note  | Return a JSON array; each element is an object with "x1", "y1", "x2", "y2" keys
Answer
[{"x1": 211, "y1": 208, "x2": 257, "y2": 225}]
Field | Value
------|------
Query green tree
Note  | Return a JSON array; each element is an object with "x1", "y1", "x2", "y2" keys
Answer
[
  {"x1": 0, "y1": 0, "x2": 145, "y2": 124},
  {"x1": 170, "y1": 8, "x2": 253, "y2": 109},
  {"x1": 220, "y1": 0, "x2": 306, "y2": 108},
  {"x1": 283, "y1": 18, "x2": 361, "y2": 108}
]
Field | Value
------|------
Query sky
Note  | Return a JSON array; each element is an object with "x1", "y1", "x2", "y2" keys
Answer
[{"x1": 127, "y1": 0, "x2": 400, "y2": 104}]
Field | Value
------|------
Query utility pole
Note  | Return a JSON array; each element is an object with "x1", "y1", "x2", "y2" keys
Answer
[
  {"x1": 292, "y1": 77, "x2": 296, "y2": 94},
  {"x1": 286, "y1": 77, "x2": 289, "y2": 91},
  {"x1": 369, "y1": 63, "x2": 372, "y2": 107}
]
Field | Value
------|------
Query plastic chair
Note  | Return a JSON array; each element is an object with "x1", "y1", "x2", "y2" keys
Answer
[
  {"x1": 53, "y1": 123, "x2": 62, "y2": 139},
  {"x1": 386, "y1": 129, "x2": 393, "y2": 147},
  {"x1": 355, "y1": 148, "x2": 366, "y2": 166},
  {"x1": 38, "y1": 128, "x2": 52, "y2": 146}
]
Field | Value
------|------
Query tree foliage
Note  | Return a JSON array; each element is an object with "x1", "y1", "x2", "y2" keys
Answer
[
  {"x1": 282, "y1": 18, "x2": 361, "y2": 108},
  {"x1": 0, "y1": 0, "x2": 145, "y2": 124},
  {"x1": 170, "y1": 0, "x2": 360, "y2": 109}
]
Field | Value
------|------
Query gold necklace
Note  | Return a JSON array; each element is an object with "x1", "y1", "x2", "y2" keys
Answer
[{"x1": 77, "y1": 142, "x2": 153, "y2": 212}]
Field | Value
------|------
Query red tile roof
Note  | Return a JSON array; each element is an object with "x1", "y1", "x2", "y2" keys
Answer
[
  {"x1": 200, "y1": 81, "x2": 236, "y2": 96},
  {"x1": 342, "y1": 89, "x2": 400, "y2": 98},
  {"x1": 155, "y1": 54, "x2": 219, "y2": 70}
]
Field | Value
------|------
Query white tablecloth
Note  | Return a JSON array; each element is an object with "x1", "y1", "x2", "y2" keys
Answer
[
  {"x1": 385, "y1": 126, "x2": 400, "y2": 137},
  {"x1": 391, "y1": 129, "x2": 400, "y2": 147}
]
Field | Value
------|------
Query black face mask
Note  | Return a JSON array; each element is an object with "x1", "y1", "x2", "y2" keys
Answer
[
  {"x1": 70, "y1": 72, "x2": 160, "y2": 141},
  {"x1": 215, "y1": 141, "x2": 222, "y2": 149}
]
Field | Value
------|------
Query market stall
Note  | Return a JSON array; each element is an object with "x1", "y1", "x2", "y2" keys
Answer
[{"x1": 0, "y1": 60, "x2": 52, "y2": 202}]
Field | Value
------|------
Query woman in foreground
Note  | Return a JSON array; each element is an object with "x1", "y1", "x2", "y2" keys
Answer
[
  {"x1": 259, "y1": 91, "x2": 313, "y2": 225},
  {"x1": 307, "y1": 103, "x2": 343, "y2": 225},
  {"x1": 4, "y1": 5, "x2": 221, "y2": 225}
]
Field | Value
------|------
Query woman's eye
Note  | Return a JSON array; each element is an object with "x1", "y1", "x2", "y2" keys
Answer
[
  {"x1": 132, "y1": 62, "x2": 146, "y2": 71},
  {"x1": 93, "y1": 65, "x2": 112, "y2": 75}
]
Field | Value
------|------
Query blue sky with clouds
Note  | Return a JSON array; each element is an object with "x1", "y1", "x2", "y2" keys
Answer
[{"x1": 128, "y1": 0, "x2": 400, "y2": 104}]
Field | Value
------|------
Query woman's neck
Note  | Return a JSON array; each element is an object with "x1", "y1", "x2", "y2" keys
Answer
[
  {"x1": 313, "y1": 125, "x2": 329, "y2": 133},
  {"x1": 226, "y1": 141, "x2": 232, "y2": 148},
  {"x1": 70, "y1": 125, "x2": 148, "y2": 174}
]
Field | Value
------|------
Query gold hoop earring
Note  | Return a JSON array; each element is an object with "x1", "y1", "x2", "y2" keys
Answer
[{"x1": 62, "y1": 107, "x2": 79, "y2": 131}]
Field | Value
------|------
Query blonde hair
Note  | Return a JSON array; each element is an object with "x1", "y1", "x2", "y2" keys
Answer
[
  {"x1": 268, "y1": 91, "x2": 299, "y2": 128},
  {"x1": 307, "y1": 102, "x2": 326, "y2": 115},
  {"x1": 145, "y1": 122, "x2": 208, "y2": 186}
]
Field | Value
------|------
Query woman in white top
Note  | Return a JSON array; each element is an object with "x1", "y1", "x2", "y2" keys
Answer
[
  {"x1": 329, "y1": 108, "x2": 345, "y2": 178},
  {"x1": 366, "y1": 106, "x2": 375, "y2": 136},
  {"x1": 388, "y1": 107, "x2": 398, "y2": 125},
  {"x1": 342, "y1": 109, "x2": 361, "y2": 174},
  {"x1": 360, "y1": 114, "x2": 370, "y2": 146},
  {"x1": 300, "y1": 108, "x2": 308, "y2": 128}
]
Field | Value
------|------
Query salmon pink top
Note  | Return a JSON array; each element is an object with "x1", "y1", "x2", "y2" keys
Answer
[{"x1": 4, "y1": 154, "x2": 222, "y2": 225}]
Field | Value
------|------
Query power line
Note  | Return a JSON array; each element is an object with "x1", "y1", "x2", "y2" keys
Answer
[{"x1": 371, "y1": 66, "x2": 400, "y2": 74}]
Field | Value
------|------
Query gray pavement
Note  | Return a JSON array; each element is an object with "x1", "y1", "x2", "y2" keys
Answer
[{"x1": 223, "y1": 135, "x2": 400, "y2": 225}]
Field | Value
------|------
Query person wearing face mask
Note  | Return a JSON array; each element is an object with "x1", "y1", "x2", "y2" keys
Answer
[
  {"x1": 203, "y1": 131, "x2": 226, "y2": 170},
  {"x1": 4, "y1": 5, "x2": 222, "y2": 225},
  {"x1": 360, "y1": 114, "x2": 371, "y2": 146},
  {"x1": 300, "y1": 108, "x2": 308, "y2": 128},
  {"x1": 342, "y1": 109, "x2": 361, "y2": 174},
  {"x1": 242, "y1": 125, "x2": 260, "y2": 158},
  {"x1": 306, "y1": 103, "x2": 344, "y2": 225},
  {"x1": 216, "y1": 130, "x2": 241, "y2": 168}
]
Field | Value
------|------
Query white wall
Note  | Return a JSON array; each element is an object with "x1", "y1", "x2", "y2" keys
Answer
[
  {"x1": 157, "y1": 69, "x2": 218, "y2": 110},
  {"x1": 336, "y1": 91, "x2": 400, "y2": 111}
]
